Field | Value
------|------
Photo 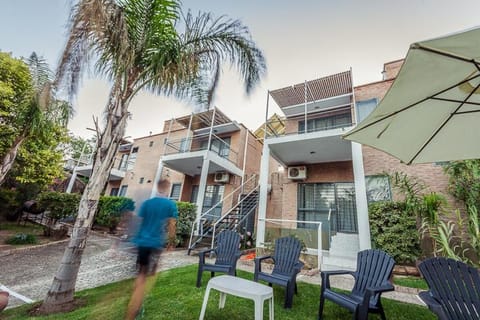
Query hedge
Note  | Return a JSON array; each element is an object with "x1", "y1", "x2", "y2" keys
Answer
[
  {"x1": 37, "y1": 192, "x2": 135, "y2": 229},
  {"x1": 369, "y1": 201, "x2": 421, "y2": 265},
  {"x1": 173, "y1": 202, "x2": 197, "y2": 247}
]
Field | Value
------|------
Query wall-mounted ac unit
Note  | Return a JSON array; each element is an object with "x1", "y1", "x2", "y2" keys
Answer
[
  {"x1": 214, "y1": 172, "x2": 230, "y2": 183},
  {"x1": 287, "y1": 166, "x2": 307, "y2": 180}
]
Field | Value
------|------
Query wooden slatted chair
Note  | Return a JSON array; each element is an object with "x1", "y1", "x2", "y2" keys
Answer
[
  {"x1": 254, "y1": 236, "x2": 304, "y2": 308},
  {"x1": 196, "y1": 230, "x2": 242, "y2": 287},
  {"x1": 319, "y1": 249, "x2": 395, "y2": 320},
  {"x1": 419, "y1": 257, "x2": 480, "y2": 320}
]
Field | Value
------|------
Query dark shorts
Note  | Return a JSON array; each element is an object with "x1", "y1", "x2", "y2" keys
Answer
[{"x1": 137, "y1": 247, "x2": 162, "y2": 274}]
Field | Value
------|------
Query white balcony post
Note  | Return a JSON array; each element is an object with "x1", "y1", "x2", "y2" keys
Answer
[
  {"x1": 196, "y1": 157, "x2": 210, "y2": 228},
  {"x1": 150, "y1": 161, "x2": 163, "y2": 198},
  {"x1": 66, "y1": 169, "x2": 78, "y2": 194},
  {"x1": 256, "y1": 143, "x2": 270, "y2": 248},
  {"x1": 351, "y1": 142, "x2": 371, "y2": 250},
  {"x1": 207, "y1": 108, "x2": 216, "y2": 151}
]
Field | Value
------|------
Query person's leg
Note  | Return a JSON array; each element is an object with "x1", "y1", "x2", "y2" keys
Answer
[{"x1": 125, "y1": 248, "x2": 151, "y2": 320}]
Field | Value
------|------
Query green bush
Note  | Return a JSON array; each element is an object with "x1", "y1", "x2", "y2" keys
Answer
[
  {"x1": 369, "y1": 201, "x2": 421, "y2": 265},
  {"x1": 37, "y1": 192, "x2": 80, "y2": 221},
  {"x1": 96, "y1": 196, "x2": 135, "y2": 230},
  {"x1": 174, "y1": 202, "x2": 197, "y2": 247},
  {"x1": 0, "y1": 188, "x2": 21, "y2": 220},
  {"x1": 5, "y1": 233, "x2": 38, "y2": 245},
  {"x1": 36, "y1": 192, "x2": 135, "y2": 230}
]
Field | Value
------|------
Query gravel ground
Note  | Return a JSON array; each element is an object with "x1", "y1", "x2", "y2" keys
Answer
[{"x1": 0, "y1": 235, "x2": 197, "y2": 308}]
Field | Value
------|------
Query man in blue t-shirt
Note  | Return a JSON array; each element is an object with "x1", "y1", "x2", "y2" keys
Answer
[{"x1": 126, "y1": 179, "x2": 178, "y2": 320}]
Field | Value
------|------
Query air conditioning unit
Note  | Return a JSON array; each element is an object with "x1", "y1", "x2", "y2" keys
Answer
[
  {"x1": 214, "y1": 172, "x2": 230, "y2": 183},
  {"x1": 288, "y1": 166, "x2": 307, "y2": 180}
]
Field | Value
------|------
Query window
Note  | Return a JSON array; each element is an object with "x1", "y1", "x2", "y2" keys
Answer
[
  {"x1": 110, "y1": 188, "x2": 119, "y2": 196},
  {"x1": 118, "y1": 154, "x2": 129, "y2": 170},
  {"x1": 356, "y1": 98, "x2": 378, "y2": 123},
  {"x1": 127, "y1": 147, "x2": 139, "y2": 170},
  {"x1": 298, "y1": 112, "x2": 352, "y2": 133},
  {"x1": 119, "y1": 185, "x2": 128, "y2": 196},
  {"x1": 200, "y1": 137, "x2": 231, "y2": 158},
  {"x1": 190, "y1": 185, "x2": 224, "y2": 219},
  {"x1": 191, "y1": 185, "x2": 199, "y2": 203},
  {"x1": 170, "y1": 183, "x2": 182, "y2": 201},
  {"x1": 149, "y1": 141, "x2": 154, "y2": 147},
  {"x1": 297, "y1": 183, "x2": 357, "y2": 233},
  {"x1": 139, "y1": 177, "x2": 144, "y2": 184},
  {"x1": 365, "y1": 175, "x2": 392, "y2": 203}
]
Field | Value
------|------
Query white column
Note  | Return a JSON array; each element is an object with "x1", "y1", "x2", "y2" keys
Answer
[
  {"x1": 66, "y1": 169, "x2": 78, "y2": 194},
  {"x1": 196, "y1": 157, "x2": 210, "y2": 223},
  {"x1": 351, "y1": 142, "x2": 371, "y2": 250},
  {"x1": 256, "y1": 143, "x2": 270, "y2": 248},
  {"x1": 150, "y1": 160, "x2": 164, "y2": 198}
]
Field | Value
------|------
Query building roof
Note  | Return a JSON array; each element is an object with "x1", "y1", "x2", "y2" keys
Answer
[
  {"x1": 175, "y1": 108, "x2": 233, "y2": 131},
  {"x1": 269, "y1": 70, "x2": 353, "y2": 108},
  {"x1": 254, "y1": 113, "x2": 286, "y2": 141}
]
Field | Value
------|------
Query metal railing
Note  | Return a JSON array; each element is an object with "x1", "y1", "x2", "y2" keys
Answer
[
  {"x1": 164, "y1": 133, "x2": 239, "y2": 165},
  {"x1": 187, "y1": 174, "x2": 258, "y2": 252},
  {"x1": 210, "y1": 185, "x2": 259, "y2": 249}
]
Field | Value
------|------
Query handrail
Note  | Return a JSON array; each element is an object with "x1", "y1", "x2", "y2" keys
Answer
[
  {"x1": 210, "y1": 184, "x2": 259, "y2": 250},
  {"x1": 188, "y1": 175, "x2": 257, "y2": 251}
]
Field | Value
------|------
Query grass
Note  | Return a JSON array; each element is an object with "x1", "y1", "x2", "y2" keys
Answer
[
  {"x1": 393, "y1": 276, "x2": 429, "y2": 290},
  {"x1": 2, "y1": 265, "x2": 435, "y2": 320},
  {"x1": 0, "y1": 221, "x2": 44, "y2": 233}
]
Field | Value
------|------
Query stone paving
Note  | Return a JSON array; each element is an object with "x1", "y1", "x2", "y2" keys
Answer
[{"x1": 1, "y1": 235, "x2": 423, "y2": 310}]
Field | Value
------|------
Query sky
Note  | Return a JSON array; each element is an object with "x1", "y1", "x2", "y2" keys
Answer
[{"x1": 1, "y1": 0, "x2": 480, "y2": 139}]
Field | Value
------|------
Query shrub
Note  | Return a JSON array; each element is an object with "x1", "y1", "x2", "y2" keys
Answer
[
  {"x1": 5, "y1": 233, "x2": 38, "y2": 245},
  {"x1": 95, "y1": 196, "x2": 135, "y2": 230},
  {"x1": 0, "y1": 188, "x2": 21, "y2": 221},
  {"x1": 173, "y1": 202, "x2": 197, "y2": 247},
  {"x1": 37, "y1": 192, "x2": 80, "y2": 221},
  {"x1": 369, "y1": 201, "x2": 421, "y2": 265},
  {"x1": 36, "y1": 192, "x2": 135, "y2": 231}
]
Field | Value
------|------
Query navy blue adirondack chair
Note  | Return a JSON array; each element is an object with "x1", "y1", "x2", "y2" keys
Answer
[
  {"x1": 419, "y1": 257, "x2": 480, "y2": 320},
  {"x1": 254, "y1": 236, "x2": 304, "y2": 308},
  {"x1": 196, "y1": 230, "x2": 242, "y2": 287},
  {"x1": 319, "y1": 249, "x2": 395, "y2": 320}
]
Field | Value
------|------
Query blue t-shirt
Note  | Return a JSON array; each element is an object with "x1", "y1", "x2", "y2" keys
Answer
[{"x1": 133, "y1": 196, "x2": 178, "y2": 249}]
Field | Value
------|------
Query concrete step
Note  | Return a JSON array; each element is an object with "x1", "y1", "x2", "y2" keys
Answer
[{"x1": 322, "y1": 253, "x2": 357, "y2": 271}]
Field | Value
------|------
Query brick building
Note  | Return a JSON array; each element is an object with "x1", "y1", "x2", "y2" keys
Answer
[{"x1": 256, "y1": 60, "x2": 452, "y2": 269}]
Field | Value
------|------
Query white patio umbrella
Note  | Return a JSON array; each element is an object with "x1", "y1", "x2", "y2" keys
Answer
[{"x1": 344, "y1": 27, "x2": 480, "y2": 164}]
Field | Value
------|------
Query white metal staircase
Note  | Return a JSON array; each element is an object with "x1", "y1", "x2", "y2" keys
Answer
[{"x1": 187, "y1": 175, "x2": 259, "y2": 255}]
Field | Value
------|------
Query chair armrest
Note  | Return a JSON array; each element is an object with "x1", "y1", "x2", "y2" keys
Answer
[
  {"x1": 294, "y1": 261, "x2": 304, "y2": 273},
  {"x1": 254, "y1": 255, "x2": 273, "y2": 274},
  {"x1": 366, "y1": 283, "x2": 395, "y2": 294},
  {"x1": 419, "y1": 291, "x2": 446, "y2": 318},
  {"x1": 198, "y1": 248, "x2": 215, "y2": 264},
  {"x1": 361, "y1": 283, "x2": 395, "y2": 306},
  {"x1": 320, "y1": 270, "x2": 355, "y2": 290}
]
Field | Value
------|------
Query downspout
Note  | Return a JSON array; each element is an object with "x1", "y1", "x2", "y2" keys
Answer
[{"x1": 304, "y1": 80, "x2": 308, "y2": 133}]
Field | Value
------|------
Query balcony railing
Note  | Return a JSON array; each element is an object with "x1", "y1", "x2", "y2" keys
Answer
[
  {"x1": 164, "y1": 133, "x2": 239, "y2": 165},
  {"x1": 262, "y1": 110, "x2": 356, "y2": 140}
]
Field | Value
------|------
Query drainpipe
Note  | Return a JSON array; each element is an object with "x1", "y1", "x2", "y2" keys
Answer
[
  {"x1": 304, "y1": 80, "x2": 308, "y2": 133},
  {"x1": 241, "y1": 129, "x2": 249, "y2": 194}
]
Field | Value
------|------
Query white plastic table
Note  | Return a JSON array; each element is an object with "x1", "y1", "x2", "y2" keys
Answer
[{"x1": 199, "y1": 275, "x2": 274, "y2": 320}]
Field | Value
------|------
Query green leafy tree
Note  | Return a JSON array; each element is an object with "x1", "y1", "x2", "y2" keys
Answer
[
  {"x1": 41, "y1": 0, "x2": 265, "y2": 312},
  {"x1": 0, "y1": 52, "x2": 72, "y2": 186}
]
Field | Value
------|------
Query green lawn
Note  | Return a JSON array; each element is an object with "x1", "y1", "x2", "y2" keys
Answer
[
  {"x1": 3, "y1": 265, "x2": 435, "y2": 320},
  {"x1": 393, "y1": 276, "x2": 428, "y2": 290}
]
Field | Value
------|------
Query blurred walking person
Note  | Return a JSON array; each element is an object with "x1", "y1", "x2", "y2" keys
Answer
[{"x1": 126, "y1": 179, "x2": 178, "y2": 320}]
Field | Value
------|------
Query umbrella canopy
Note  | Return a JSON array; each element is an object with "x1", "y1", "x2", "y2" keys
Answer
[{"x1": 344, "y1": 27, "x2": 480, "y2": 164}]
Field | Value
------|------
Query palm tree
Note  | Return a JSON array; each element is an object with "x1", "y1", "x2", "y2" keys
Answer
[
  {"x1": 40, "y1": 0, "x2": 265, "y2": 312},
  {"x1": 0, "y1": 53, "x2": 72, "y2": 185}
]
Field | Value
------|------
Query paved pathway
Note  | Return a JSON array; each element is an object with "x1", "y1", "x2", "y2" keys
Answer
[{"x1": 1, "y1": 235, "x2": 197, "y2": 308}]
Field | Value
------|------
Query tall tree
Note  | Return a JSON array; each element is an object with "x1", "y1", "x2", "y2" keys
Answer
[
  {"x1": 0, "y1": 52, "x2": 72, "y2": 185},
  {"x1": 40, "y1": 0, "x2": 265, "y2": 312}
]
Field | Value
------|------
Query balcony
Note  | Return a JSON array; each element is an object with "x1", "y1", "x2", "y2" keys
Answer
[
  {"x1": 259, "y1": 70, "x2": 356, "y2": 166},
  {"x1": 161, "y1": 133, "x2": 243, "y2": 177},
  {"x1": 73, "y1": 153, "x2": 128, "y2": 181}
]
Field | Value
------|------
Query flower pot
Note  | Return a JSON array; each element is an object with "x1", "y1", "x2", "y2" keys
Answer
[{"x1": 0, "y1": 291, "x2": 9, "y2": 312}]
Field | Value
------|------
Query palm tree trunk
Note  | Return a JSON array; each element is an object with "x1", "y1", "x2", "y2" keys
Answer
[
  {"x1": 0, "y1": 134, "x2": 27, "y2": 186},
  {"x1": 40, "y1": 78, "x2": 132, "y2": 313}
]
